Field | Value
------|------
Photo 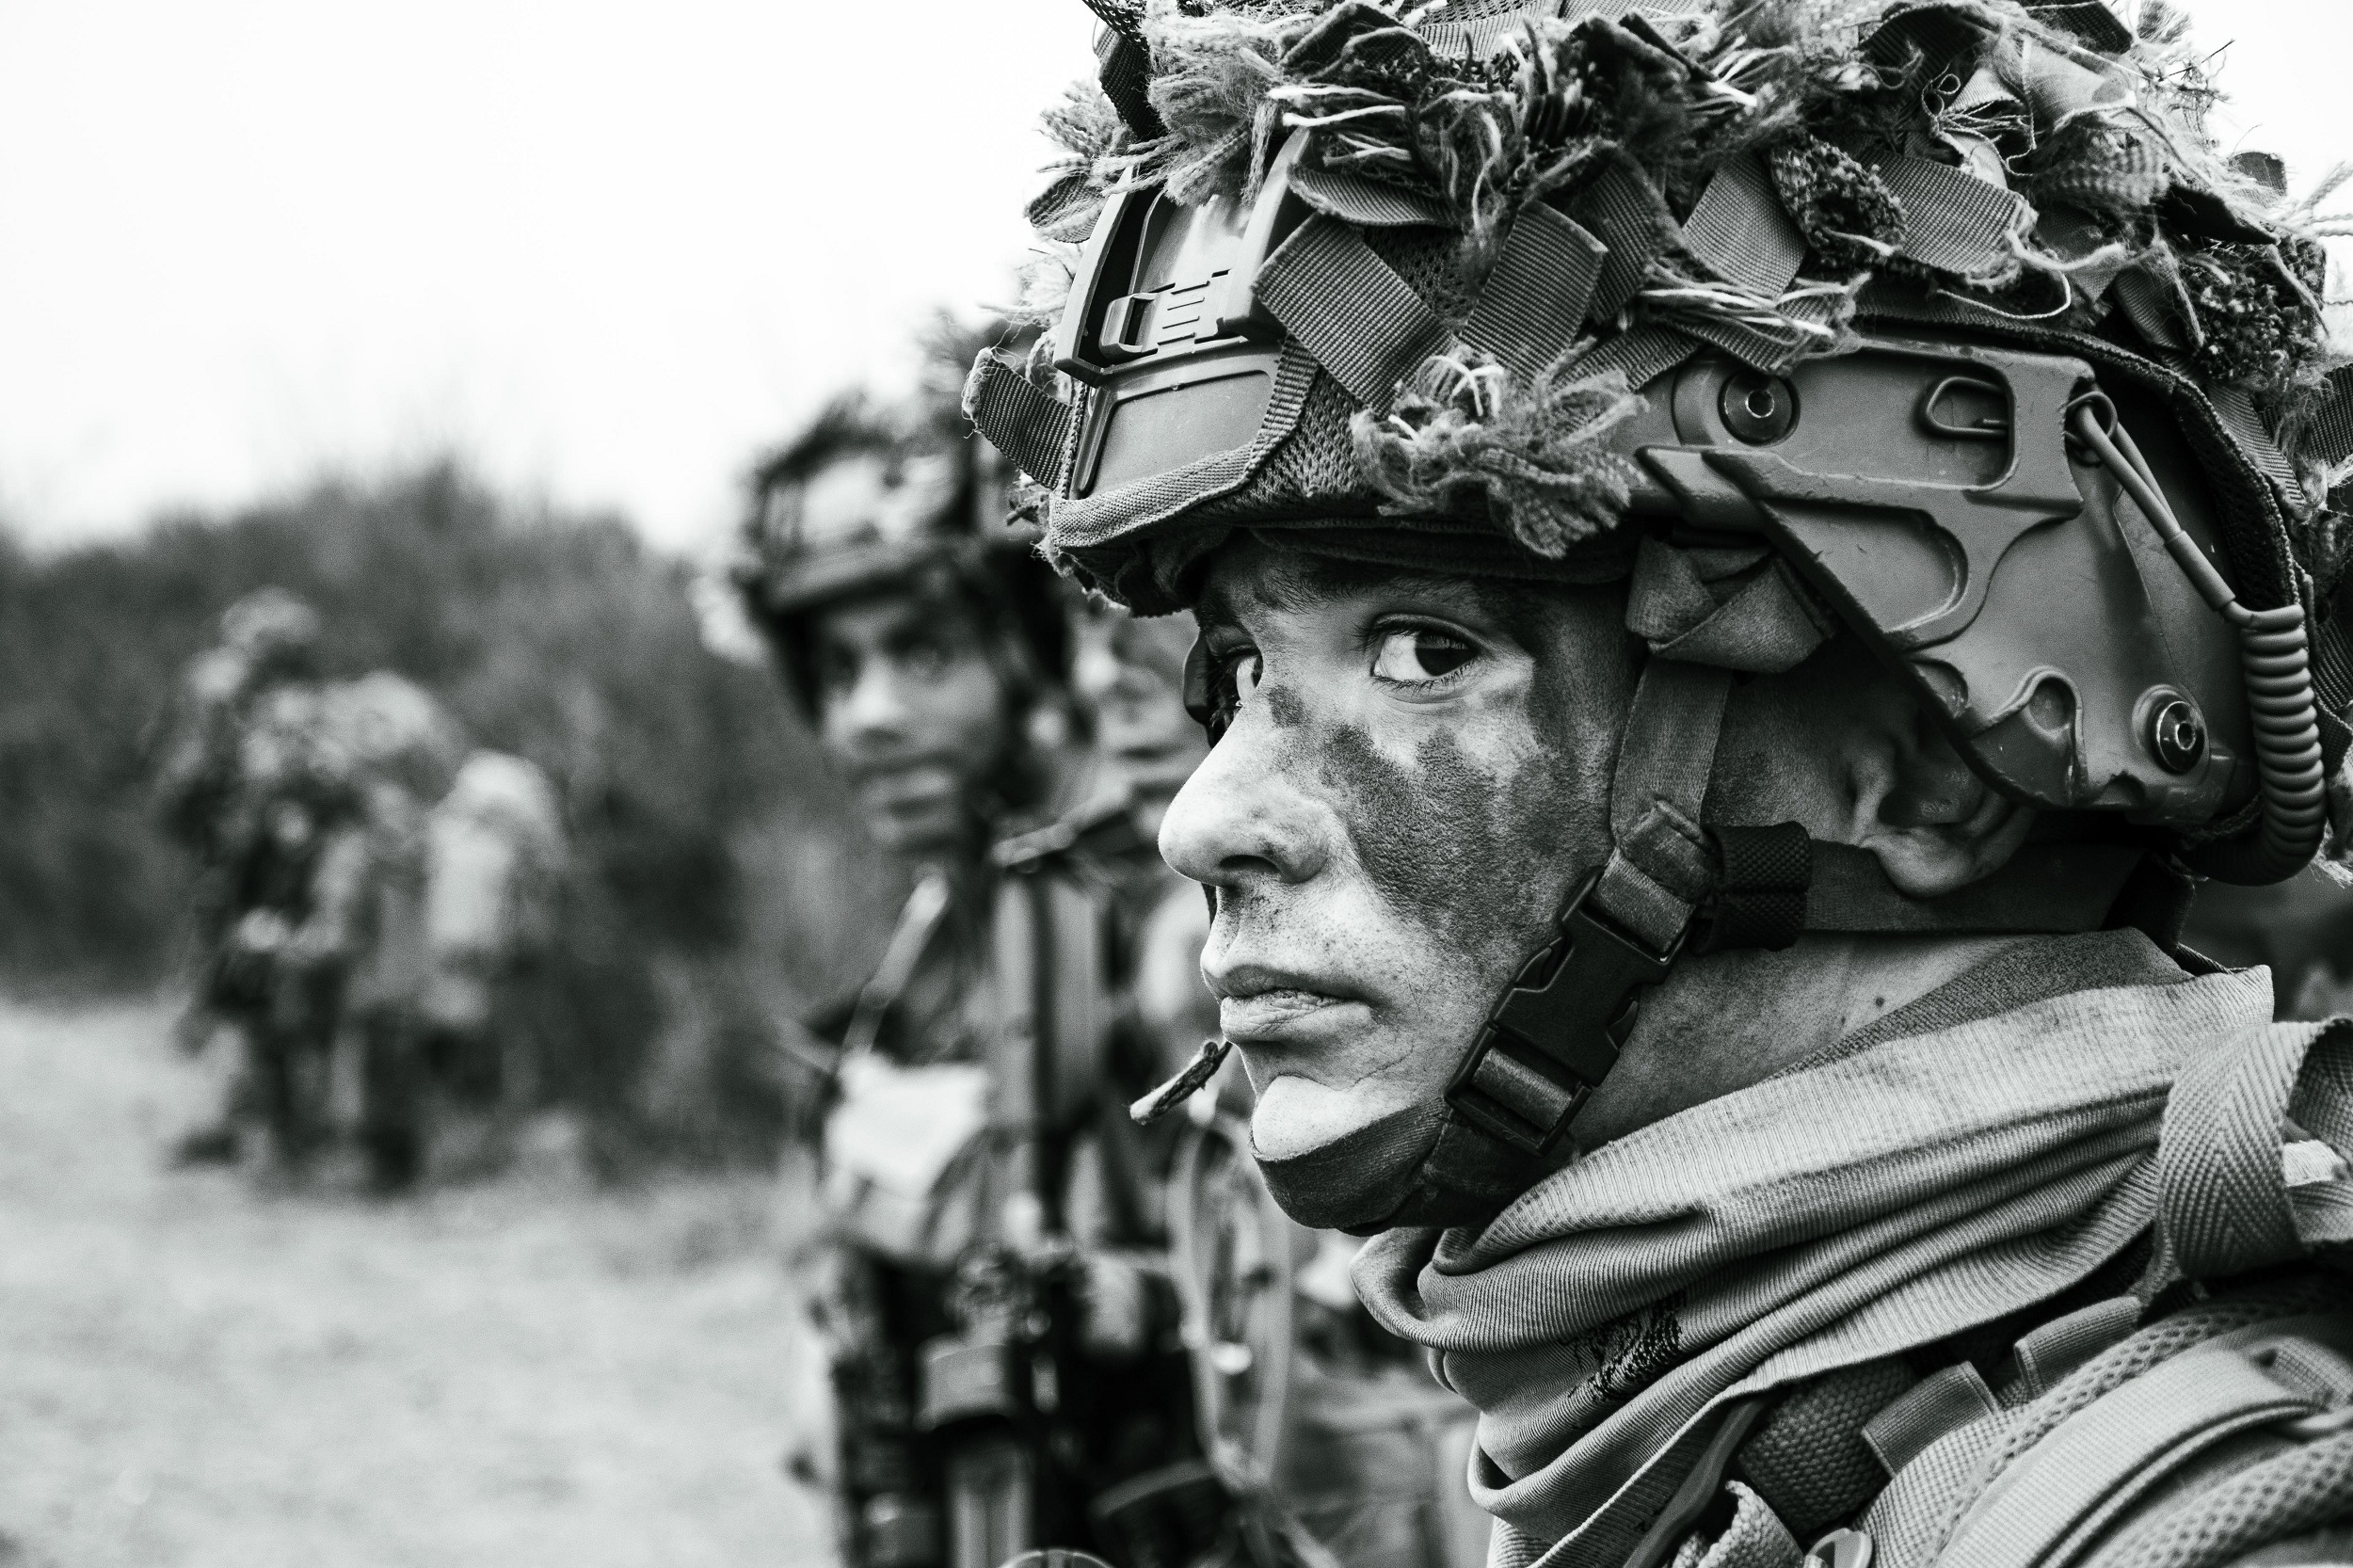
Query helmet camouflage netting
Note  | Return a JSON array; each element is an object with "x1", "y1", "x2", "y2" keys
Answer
[{"x1": 970, "y1": 0, "x2": 2352, "y2": 602}]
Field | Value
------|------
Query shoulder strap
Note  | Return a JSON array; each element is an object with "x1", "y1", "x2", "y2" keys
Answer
[{"x1": 842, "y1": 872, "x2": 954, "y2": 1059}]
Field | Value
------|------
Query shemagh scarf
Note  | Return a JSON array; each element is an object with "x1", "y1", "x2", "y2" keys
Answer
[{"x1": 1353, "y1": 948, "x2": 2281, "y2": 1568}]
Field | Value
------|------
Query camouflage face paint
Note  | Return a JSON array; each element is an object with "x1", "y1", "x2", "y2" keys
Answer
[{"x1": 1318, "y1": 722, "x2": 1580, "y2": 965}]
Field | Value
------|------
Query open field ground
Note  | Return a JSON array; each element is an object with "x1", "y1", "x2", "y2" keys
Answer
[{"x1": 0, "y1": 997, "x2": 826, "y2": 1568}]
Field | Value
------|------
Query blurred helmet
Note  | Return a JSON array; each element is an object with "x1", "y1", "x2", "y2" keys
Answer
[
  {"x1": 219, "y1": 586, "x2": 322, "y2": 680},
  {"x1": 735, "y1": 381, "x2": 1069, "y2": 717},
  {"x1": 440, "y1": 750, "x2": 564, "y2": 853},
  {"x1": 315, "y1": 672, "x2": 469, "y2": 807}
]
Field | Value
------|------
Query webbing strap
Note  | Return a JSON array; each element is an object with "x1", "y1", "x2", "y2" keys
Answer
[
  {"x1": 2211, "y1": 383, "x2": 2306, "y2": 503},
  {"x1": 1567, "y1": 323, "x2": 1704, "y2": 392},
  {"x1": 1936, "y1": 1339, "x2": 2318, "y2": 1568},
  {"x1": 1863, "y1": 1362, "x2": 2001, "y2": 1478},
  {"x1": 1595, "y1": 659, "x2": 1734, "y2": 951},
  {"x1": 1254, "y1": 215, "x2": 1451, "y2": 411},
  {"x1": 1461, "y1": 202, "x2": 1609, "y2": 382},
  {"x1": 2157, "y1": 1018, "x2": 2353, "y2": 1280},
  {"x1": 1567, "y1": 150, "x2": 1681, "y2": 326},
  {"x1": 1804, "y1": 840, "x2": 2140, "y2": 936},
  {"x1": 1876, "y1": 155, "x2": 2032, "y2": 280},
  {"x1": 1681, "y1": 152, "x2": 1808, "y2": 301},
  {"x1": 1419, "y1": 0, "x2": 1565, "y2": 64},
  {"x1": 1090, "y1": 8, "x2": 1162, "y2": 139},
  {"x1": 965, "y1": 351, "x2": 1075, "y2": 491},
  {"x1": 2306, "y1": 366, "x2": 2353, "y2": 472},
  {"x1": 1287, "y1": 160, "x2": 1451, "y2": 229},
  {"x1": 2111, "y1": 261, "x2": 2200, "y2": 356}
]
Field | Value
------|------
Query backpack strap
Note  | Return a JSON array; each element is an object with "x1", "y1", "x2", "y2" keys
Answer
[
  {"x1": 1930, "y1": 1314, "x2": 2353, "y2": 1568},
  {"x1": 1848, "y1": 1284, "x2": 2353, "y2": 1568}
]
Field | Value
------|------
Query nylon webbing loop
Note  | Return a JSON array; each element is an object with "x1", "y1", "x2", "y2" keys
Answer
[
  {"x1": 966, "y1": 351, "x2": 1075, "y2": 491},
  {"x1": 1682, "y1": 152, "x2": 1808, "y2": 301},
  {"x1": 1461, "y1": 202, "x2": 1609, "y2": 382},
  {"x1": 1804, "y1": 840, "x2": 2138, "y2": 936},
  {"x1": 1289, "y1": 161, "x2": 1451, "y2": 229},
  {"x1": 1567, "y1": 324, "x2": 1703, "y2": 392},
  {"x1": 1596, "y1": 659, "x2": 1733, "y2": 950},
  {"x1": 1254, "y1": 215, "x2": 1451, "y2": 411},
  {"x1": 1089, "y1": 8, "x2": 1163, "y2": 138},
  {"x1": 1876, "y1": 155, "x2": 2032, "y2": 280},
  {"x1": 2156, "y1": 1019, "x2": 2353, "y2": 1281},
  {"x1": 2211, "y1": 383, "x2": 2306, "y2": 502},
  {"x1": 1566, "y1": 150, "x2": 1680, "y2": 326}
]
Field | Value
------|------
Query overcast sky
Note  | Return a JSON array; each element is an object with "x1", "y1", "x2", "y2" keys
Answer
[{"x1": 0, "y1": 0, "x2": 2346, "y2": 558}]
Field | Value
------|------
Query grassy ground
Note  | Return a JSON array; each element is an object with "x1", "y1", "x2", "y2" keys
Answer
[{"x1": 0, "y1": 997, "x2": 828, "y2": 1568}]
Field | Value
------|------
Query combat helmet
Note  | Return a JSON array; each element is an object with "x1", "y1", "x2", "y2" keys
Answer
[
  {"x1": 971, "y1": 0, "x2": 2353, "y2": 1192},
  {"x1": 738, "y1": 370, "x2": 1070, "y2": 722}
]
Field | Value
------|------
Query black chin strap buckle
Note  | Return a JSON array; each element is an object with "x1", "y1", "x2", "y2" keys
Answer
[
  {"x1": 1444, "y1": 870, "x2": 1686, "y2": 1160},
  {"x1": 1442, "y1": 824, "x2": 1813, "y2": 1160}
]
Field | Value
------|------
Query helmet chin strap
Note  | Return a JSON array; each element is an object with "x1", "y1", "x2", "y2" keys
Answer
[{"x1": 1145, "y1": 643, "x2": 2155, "y2": 1235}]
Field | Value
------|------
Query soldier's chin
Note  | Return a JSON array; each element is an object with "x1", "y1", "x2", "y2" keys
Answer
[{"x1": 1248, "y1": 1082, "x2": 1448, "y2": 1232}]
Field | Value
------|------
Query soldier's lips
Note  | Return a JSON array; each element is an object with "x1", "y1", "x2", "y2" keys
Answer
[
  {"x1": 1215, "y1": 968, "x2": 1367, "y2": 1043},
  {"x1": 852, "y1": 759, "x2": 960, "y2": 812}
]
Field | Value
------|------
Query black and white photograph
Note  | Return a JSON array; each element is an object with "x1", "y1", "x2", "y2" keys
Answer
[{"x1": 4, "y1": 2, "x2": 2353, "y2": 1566}]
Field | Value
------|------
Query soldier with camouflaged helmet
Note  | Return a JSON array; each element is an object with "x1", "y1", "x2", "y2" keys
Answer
[
  {"x1": 738, "y1": 392, "x2": 1209, "y2": 1568},
  {"x1": 968, "y1": 3, "x2": 2353, "y2": 1565}
]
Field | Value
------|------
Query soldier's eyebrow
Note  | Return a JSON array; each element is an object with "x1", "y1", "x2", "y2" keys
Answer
[{"x1": 1196, "y1": 542, "x2": 1560, "y2": 646}]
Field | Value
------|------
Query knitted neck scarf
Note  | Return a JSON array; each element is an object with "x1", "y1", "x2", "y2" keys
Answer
[{"x1": 1352, "y1": 936, "x2": 2276, "y2": 1568}]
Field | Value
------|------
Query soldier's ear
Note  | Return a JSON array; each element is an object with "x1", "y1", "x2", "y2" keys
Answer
[{"x1": 1837, "y1": 682, "x2": 2035, "y2": 900}]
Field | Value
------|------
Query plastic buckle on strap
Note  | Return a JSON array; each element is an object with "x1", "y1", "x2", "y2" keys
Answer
[{"x1": 1445, "y1": 871, "x2": 1687, "y2": 1158}]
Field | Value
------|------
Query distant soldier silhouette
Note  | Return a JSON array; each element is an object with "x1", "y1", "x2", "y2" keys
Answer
[
  {"x1": 152, "y1": 588, "x2": 325, "y2": 1164},
  {"x1": 417, "y1": 750, "x2": 568, "y2": 1163}
]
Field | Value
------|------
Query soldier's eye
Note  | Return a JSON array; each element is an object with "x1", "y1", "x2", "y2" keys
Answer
[
  {"x1": 1231, "y1": 651, "x2": 1265, "y2": 700},
  {"x1": 1370, "y1": 627, "x2": 1474, "y2": 684},
  {"x1": 1204, "y1": 648, "x2": 1261, "y2": 742}
]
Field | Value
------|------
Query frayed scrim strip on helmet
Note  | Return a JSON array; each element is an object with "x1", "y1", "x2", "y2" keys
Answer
[
  {"x1": 1143, "y1": 2, "x2": 1321, "y2": 205},
  {"x1": 1351, "y1": 354, "x2": 1642, "y2": 558},
  {"x1": 1028, "y1": 82, "x2": 1128, "y2": 243}
]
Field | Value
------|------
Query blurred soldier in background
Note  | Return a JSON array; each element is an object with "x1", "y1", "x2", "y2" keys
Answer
[
  {"x1": 318, "y1": 672, "x2": 468, "y2": 1192},
  {"x1": 738, "y1": 391, "x2": 1203, "y2": 1568},
  {"x1": 219, "y1": 670, "x2": 465, "y2": 1189},
  {"x1": 152, "y1": 587, "x2": 325, "y2": 1163},
  {"x1": 153, "y1": 591, "x2": 322, "y2": 1038},
  {"x1": 418, "y1": 751, "x2": 568, "y2": 1168},
  {"x1": 156, "y1": 614, "x2": 472, "y2": 1188}
]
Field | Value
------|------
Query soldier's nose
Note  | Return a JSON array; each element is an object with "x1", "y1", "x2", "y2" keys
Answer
[{"x1": 1160, "y1": 704, "x2": 1329, "y2": 890}]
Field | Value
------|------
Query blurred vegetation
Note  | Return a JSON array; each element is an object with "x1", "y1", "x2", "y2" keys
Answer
[{"x1": 0, "y1": 463, "x2": 905, "y2": 1168}]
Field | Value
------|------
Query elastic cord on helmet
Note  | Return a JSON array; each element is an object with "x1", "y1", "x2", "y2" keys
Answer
[{"x1": 2067, "y1": 395, "x2": 2327, "y2": 884}]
